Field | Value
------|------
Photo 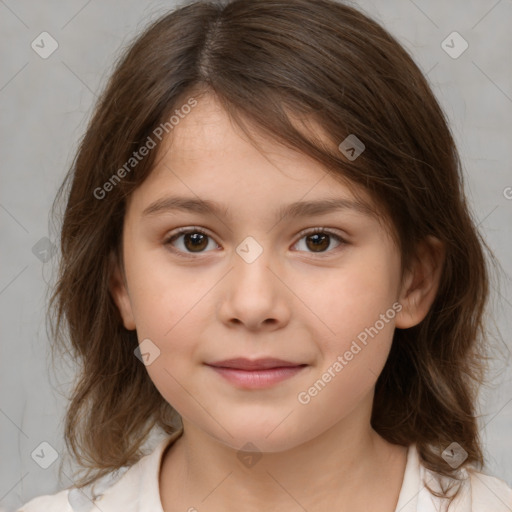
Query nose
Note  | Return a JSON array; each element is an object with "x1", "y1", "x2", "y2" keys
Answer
[{"x1": 216, "y1": 245, "x2": 291, "y2": 332}]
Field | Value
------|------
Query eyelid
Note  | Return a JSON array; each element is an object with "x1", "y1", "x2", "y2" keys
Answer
[
  {"x1": 164, "y1": 226, "x2": 219, "y2": 247},
  {"x1": 294, "y1": 226, "x2": 347, "y2": 241}
]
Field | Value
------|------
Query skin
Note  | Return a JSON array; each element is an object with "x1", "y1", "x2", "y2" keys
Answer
[{"x1": 110, "y1": 92, "x2": 445, "y2": 511}]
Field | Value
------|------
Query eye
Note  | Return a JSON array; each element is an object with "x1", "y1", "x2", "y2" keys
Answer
[
  {"x1": 292, "y1": 227, "x2": 346, "y2": 254},
  {"x1": 164, "y1": 226, "x2": 346, "y2": 257},
  {"x1": 164, "y1": 227, "x2": 219, "y2": 256}
]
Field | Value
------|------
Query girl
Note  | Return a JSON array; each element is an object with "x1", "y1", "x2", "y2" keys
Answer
[{"x1": 18, "y1": 0, "x2": 512, "y2": 510}]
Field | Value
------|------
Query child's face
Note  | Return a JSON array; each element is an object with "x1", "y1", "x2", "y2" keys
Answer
[{"x1": 111, "y1": 93, "x2": 411, "y2": 452}]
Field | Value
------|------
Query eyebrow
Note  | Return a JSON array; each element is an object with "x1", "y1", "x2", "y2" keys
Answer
[{"x1": 141, "y1": 195, "x2": 376, "y2": 221}]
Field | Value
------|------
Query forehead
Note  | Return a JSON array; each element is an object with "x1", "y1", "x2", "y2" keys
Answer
[
  {"x1": 126, "y1": 94, "x2": 385, "y2": 230},
  {"x1": 159, "y1": 93, "x2": 324, "y2": 176}
]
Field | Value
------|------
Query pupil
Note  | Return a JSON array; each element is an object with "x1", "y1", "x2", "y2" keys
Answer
[
  {"x1": 307, "y1": 233, "x2": 329, "y2": 252},
  {"x1": 186, "y1": 233, "x2": 207, "y2": 251}
]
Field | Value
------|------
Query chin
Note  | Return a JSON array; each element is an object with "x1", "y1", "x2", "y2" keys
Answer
[{"x1": 206, "y1": 417, "x2": 306, "y2": 454}]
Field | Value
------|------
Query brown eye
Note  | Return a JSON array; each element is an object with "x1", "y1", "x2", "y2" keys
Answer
[
  {"x1": 182, "y1": 232, "x2": 209, "y2": 252},
  {"x1": 165, "y1": 228, "x2": 218, "y2": 255},
  {"x1": 294, "y1": 228, "x2": 345, "y2": 254},
  {"x1": 305, "y1": 232, "x2": 330, "y2": 252}
]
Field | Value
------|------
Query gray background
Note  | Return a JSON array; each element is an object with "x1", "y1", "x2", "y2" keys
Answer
[{"x1": 1, "y1": 0, "x2": 511, "y2": 510}]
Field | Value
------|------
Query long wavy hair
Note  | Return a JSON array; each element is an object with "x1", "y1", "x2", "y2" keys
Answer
[{"x1": 48, "y1": 0, "x2": 503, "y2": 506}]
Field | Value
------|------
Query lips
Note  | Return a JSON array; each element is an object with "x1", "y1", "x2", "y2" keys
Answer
[
  {"x1": 205, "y1": 358, "x2": 308, "y2": 389},
  {"x1": 206, "y1": 357, "x2": 305, "y2": 371}
]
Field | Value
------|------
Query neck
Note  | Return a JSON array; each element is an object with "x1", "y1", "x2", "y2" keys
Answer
[{"x1": 159, "y1": 400, "x2": 408, "y2": 511}]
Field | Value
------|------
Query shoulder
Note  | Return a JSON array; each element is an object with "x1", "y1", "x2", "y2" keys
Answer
[
  {"x1": 401, "y1": 443, "x2": 512, "y2": 512},
  {"x1": 467, "y1": 468, "x2": 512, "y2": 511},
  {"x1": 16, "y1": 431, "x2": 183, "y2": 512},
  {"x1": 16, "y1": 454, "x2": 151, "y2": 512},
  {"x1": 16, "y1": 489, "x2": 71, "y2": 512},
  {"x1": 420, "y1": 458, "x2": 512, "y2": 511}
]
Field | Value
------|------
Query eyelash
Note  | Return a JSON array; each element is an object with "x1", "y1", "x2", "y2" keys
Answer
[{"x1": 163, "y1": 226, "x2": 347, "y2": 258}]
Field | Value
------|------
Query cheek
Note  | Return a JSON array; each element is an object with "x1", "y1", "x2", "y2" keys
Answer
[
  {"x1": 296, "y1": 319, "x2": 395, "y2": 426},
  {"x1": 298, "y1": 248, "x2": 399, "y2": 387},
  {"x1": 298, "y1": 250, "x2": 399, "y2": 343},
  {"x1": 125, "y1": 247, "x2": 207, "y2": 338},
  {"x1": 124, "y1": 254, "x2": 211, "y2": 409},
  {"x1": 131, "y1": 273, "x2": 207, "y2": 415}
]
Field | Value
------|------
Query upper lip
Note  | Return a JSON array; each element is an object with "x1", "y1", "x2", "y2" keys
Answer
[{"x1": 206, "y1": 358, "x2": 306, "y2": 370}]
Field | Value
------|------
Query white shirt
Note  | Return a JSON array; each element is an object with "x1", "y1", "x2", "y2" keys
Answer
[{"x1": 17, "y1": 429, "x2": 512, "y2": 511}]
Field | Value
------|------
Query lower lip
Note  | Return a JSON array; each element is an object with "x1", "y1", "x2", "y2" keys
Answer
[{"x1": 207, "y1": 365, "x2": 307, "y2": 389}]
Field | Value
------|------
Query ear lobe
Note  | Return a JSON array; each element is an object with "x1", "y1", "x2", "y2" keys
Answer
[
  {"x1": 395, "y1": 235, "x2": 445, "y2": 329},
  {"x1": 108, "y1": 251, "x2": 136, "y2": 331}
]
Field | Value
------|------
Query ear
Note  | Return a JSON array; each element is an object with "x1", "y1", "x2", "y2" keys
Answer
[
  {"x1": 395, "y1": 235, "x2": 445, "y2": 329},
  {"x1": 108, "y1": 250, "x2": 136, "y2": 331}
]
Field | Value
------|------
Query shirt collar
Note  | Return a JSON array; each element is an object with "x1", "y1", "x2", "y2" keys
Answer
[
  {"x1": 138, "y1": 429, "x2": 184, "y2": 512},
  {"x1": 395, "y1": 442, "x2": 472, "y2": 512},
  {"x1": 99, "y1": 434, "x2": 473, "y2": 512}
]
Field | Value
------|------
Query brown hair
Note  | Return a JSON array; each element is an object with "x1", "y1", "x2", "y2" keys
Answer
[{"x1": 48, "y1": 0, "x2": 503, "y2": 506}]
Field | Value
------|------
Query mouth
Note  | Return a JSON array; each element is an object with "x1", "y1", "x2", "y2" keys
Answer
[{"x1": 205, "y1": 358, "x2": 309, "y2": 389}]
